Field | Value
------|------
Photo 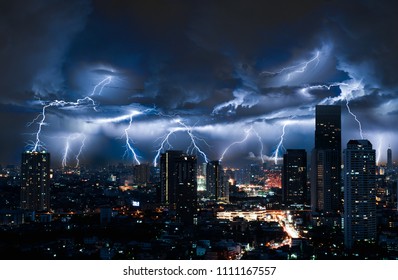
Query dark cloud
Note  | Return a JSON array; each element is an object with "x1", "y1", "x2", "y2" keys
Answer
[
  {"x1": 1, "y1": 0, "x2": 398, "y2": 166},
  {"x1": 0, "y1": 0, "x2": 91, "y2": 102},
  {"x1": 326, "y1": 0, "x2": 398, "y2": 88}
]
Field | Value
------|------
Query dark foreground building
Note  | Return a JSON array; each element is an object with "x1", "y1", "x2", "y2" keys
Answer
[
  {"x1": 344, "y1": 139, "x2": 376, "y2": 249},
  {"x1": 160, "y1": 151, "x2": 197, "y2": 225},
  {"x1": 282, "y1": 149, "x2": 307, "y2": 207},
  {"x1": 311, "y1": 105, "x2": 342, "y2": 214},
  {"x1": 20, "y1": 151, "x2": 51, "y2": 211}
]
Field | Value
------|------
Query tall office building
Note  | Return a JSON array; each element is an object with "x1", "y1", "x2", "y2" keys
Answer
[
  {"x1": 282, "y1": 149, "x2": 307, "y2": 207},
  {"x1": 343, "y1": 140, "x2": 376, "y2": 249},
  {"x1": 387, "y1": 146, "x2": 393, "y2": 171},
  {"x1": 20, "y1": 151, "x2": 51, "y2": 211},
  {"x1": 175, "y1": 155, "x2": 197, "y2": 225},
  {"x1": 160, "y1": 150, "x2": 183, "y2": 205},
  {"x1": 311, "y1": 105, "x2": 342, "y2": 213},
  {"x1": 160, "y1": 151, "x2": 197, "y2": 225},
  {"x1": 206, "y1": 160, "x2": 224, "y2": 200}
]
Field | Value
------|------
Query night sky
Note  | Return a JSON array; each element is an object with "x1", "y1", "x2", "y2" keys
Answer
[{"x1": 1, "y1": 0, "x2": 398, "y2": 168}]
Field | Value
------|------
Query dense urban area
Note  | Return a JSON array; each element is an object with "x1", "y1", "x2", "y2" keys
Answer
[{"x1": 0, "y1": 106, "x2": 397, "y2": 260}]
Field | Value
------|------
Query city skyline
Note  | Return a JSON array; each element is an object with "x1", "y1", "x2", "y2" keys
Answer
[
  {"x1": 1, "y1": 108, "x2": 397, "y2": 260},
  {"x1": 1, "y1": 0, "x2": 398, "y2": 168}
]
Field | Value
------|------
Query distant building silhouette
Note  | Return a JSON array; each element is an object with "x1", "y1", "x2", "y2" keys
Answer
[
  {"x1": 387, "y1": 146, "x2": 393, "y2": 171},
  {"x1": 344, "y1": 139, "x2": 376, "y2": 249},
  {"x1": 206, "y1": 160, "x2": 227, "y2": 201},
  {"x1": 249, "y1": 163, "x2": 262, "y2": 185},
  {"x1": 20, "y1": 151, "x2": 50, "y2": 211},
  {"x1": 282, "y1": 149, "x2": 307, "y2": 207},
  {"x1": 133, "y1": 163, "x2": 150, "y2": 185}
]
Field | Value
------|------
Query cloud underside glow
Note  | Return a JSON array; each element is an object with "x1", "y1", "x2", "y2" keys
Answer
[{"x1": 2, "y1": 1, "x2": 398, "y2": 166}]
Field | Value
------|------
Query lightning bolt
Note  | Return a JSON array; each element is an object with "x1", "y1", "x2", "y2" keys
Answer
[
  {"x1": 219, "y1": 127, "x2": 252, "y2": 162},
  {"x1": 177, "y1": 120, "x2": 210, "y2": 163},
  {"x1": 61, "y1": 134, "x2": 87, "y2": 168},
  {"x1": 120, "y1": 108, "x2": 160, "y2": 164},
  {"x1": 271, "y1": 122, "x2": 288, "y2": 165},
  {"x1": 28, "y1": 100, "x2": 88, "y2": 152},
  {"x1": 28, "y1": 102, "x2": 51, "y2": 152},
  {"x1": 90, "y1": 76, "x2": 112, "y2": 96},
  {"x1": 153, "y1": 128, "x2": 177, "y2": 167},
  {"x1": 219, "y1": 126, "x2": 265, "y2": 163},
  {"x1": 152, "y1": 118, "x2": 210, "y2": 167},
  {"x1": 75, "y1": 135, "x2": 86, "y2": 168},
  {"x1": 27, "y1": 76, "x2": 112, "y2": 153},
  {"x1": 261, "y1": 51, "x2": 320, "y2": 80},
  {"x1": 376, "y1": 135, "x2": 382, "y2": 166},
  {"x1": 95, "y1": 108, "x2": 159, "y2": 165},
  {"x1": 334, "y1": 80, "x2": 365, "y2": 139},
  {"x1": 253, "y1": 129, "x2": 265, "y2": 163},
  {"x1": 305, "y1": 79, "x2": 365, "y2": 139},
  {"x1": 123, "y1": 113, "x2": 142, "y2": 165},
  {"x1": 62, "y1": 135, "x2": 72, "y2": 168},
  {"x1": 345, "y1": 99, "x2": 364, "y2": 139}
]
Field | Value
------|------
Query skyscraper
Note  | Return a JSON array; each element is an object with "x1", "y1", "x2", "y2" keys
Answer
[
  {"x1": 344, "y1": 140, "x2": 376, "y2": 249},
  {"x1": 160, "y1": 150, "x2": 183, "y2": 206},
  {"x1": 387, "y1": 146, "x2": 393, "y2": 171},
  {"x1": 20, "y1": 151, "x2": 51, "y2": 211},
  {"x1": 311, "y1": 105, "x2": 342, "y2": 213},
  {"x1": 175, "y1": 154, "x2": 197, "y2": 225},
  {"x1": 160, "y1": 151, "x2": 197, "y2": 225},
  {"x1": 315, "y1": 105, "x2": 341, "y2": 150},
  {"x1": 206, "y1": 160, "x2": 224, "y2": 200},
  {"x1": 282, "y1": 149, "x2": 307, "y2": 207}
]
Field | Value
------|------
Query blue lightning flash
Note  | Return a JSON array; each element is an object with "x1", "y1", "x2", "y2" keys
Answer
[
  {"x1": 271, "y1": 122, "x2": 288, "y2": 165},
  {"x1": 153, "y1": 118, "x2": 210, "y2": 167},
  {"x1": 339, "y1": 80, "x2": 366, "y2": 139},
  {"x1": 345, "y1": 99, "x2": 364, "y2": 139},
  {"x1": 153, "y1": 128, "x2": 177, "y2": 166},
  {"x1": 61, "y1": 134, "x2": 86, "y2": 168},
  {"x1": 313, "y1": 79, "x2": 365, "y2": 139},
  {"x1": 62, "y1": 135, "x2": 72, "y2": 168},
  {"x1": 253, "y1": 129, "x2": 265, "y2": 163},
  {"x1": 260, "y1": 51, "x2": 320, "y2": 80},
  {"x1": 376, "y1": 135, "x2": 382, "y2": 166},
  {"x1": 122, "y1": 111, "x2": 143, "y2": 165},
  {"x1": 90, "y1": 76, "x2": 112, "y2": 96},
  {"x1": 96, "y1": 108, "x2": 158, "y2": 165},
  {"x1": 75, "y1": 135, "x2": 86, "y2": 168},
  {"x1": 177, "y1": 120, "x2": 210, "y2": 163},
  {"x1": 219, "y1": 126, "x2": 265, "y2": 162},
  {"x1": 27, "y1": 76, "x2": 112, "y2": 155}
]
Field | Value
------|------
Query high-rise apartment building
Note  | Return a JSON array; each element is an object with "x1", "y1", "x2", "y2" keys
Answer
[
  {"x1": 20, "y1": 151, "x2": 51, "y2": 211},
  {"x1": 343, "y1": 140, "x2": 376, "y2": 249},
  {"x1": 175, "y1": 154, "x2": 197, "y2": 225},
  {"x1": 160, "y1": 150, "x2": 183, "y2": 205},
  {"x1": 311, "y1": 105, "x2": 342, "y2": 213},
  {"x1": 160, "y1": 151, "x2": 197, "y2": 225},
  {"x1": 282, "y1": 149, "x2": 307, "y2": 207},
  {"x1": 206, "y1": 160, "x2": 225, "y2": 200}
]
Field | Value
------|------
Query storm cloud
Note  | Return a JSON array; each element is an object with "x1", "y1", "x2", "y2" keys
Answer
[{"x1": 1, "y1": 0, "x2": 397, "y2": 167}]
